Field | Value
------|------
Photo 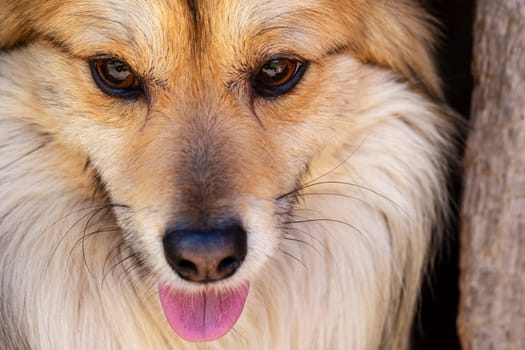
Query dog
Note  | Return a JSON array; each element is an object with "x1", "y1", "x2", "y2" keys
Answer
[{"x1": 0, "y1": 1, "x2": 460, "y2": 349}]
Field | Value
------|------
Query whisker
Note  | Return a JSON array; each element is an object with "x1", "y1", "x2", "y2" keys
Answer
[
  {"x1": 288, "y1": 181, "x2": 408, "y2": 215},
  {"x1": 79, "y1": 206, "x2": 117, "y2": 277},
  {"x1": 278, "y1": 248, "x2": 306, "y2": 270},
  {"x1": 285, "y1": 217, "x2": 375, "y2": 250},
  {"x1": 0, "y1": 141, "x2": 49, "y2": 171},
  {"x1": 48, "y1": 207, "x2": 108, "y2": 272},
  {"x1": 69, "y1": 227, "x2": 120, "y2": 256},
  {"x1": 283, "y1": 226, "x2": 332, "y2": 256},
  {"x1": 277, "y1": 134, "x2": 370, "y2": 200},
  {"x1": 296, "y1": 191, "x2": 373, "y2": 208},
  {"x1": 47, "y1": 203, "x2": 129, "y2": 271},
  {"x1": 282, "y1": 236, "x2": 322, "y2": 256},
  {"x1": 102, "y1": 239, "x2": 126, "y2": 285},
  {"x1": 285, "y1": 217, "x2": 363, "y2": 234},
  {"x1": 64, "y1": 227, "x2": 120, "y2": 280},
  {"x1": 103, "y1": 252, "x2": 136, "y2": 285},
  {"x1": 44, "y1": 203, "x2": 125, "y2": 233},
  {"x1": 116, "y1": 248, "x2": 149, "y2": 286}
]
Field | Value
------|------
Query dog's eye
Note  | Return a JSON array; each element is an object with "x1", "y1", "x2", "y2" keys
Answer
[
  {"x1": 89, "y1": 58, "x2": 142, "y2": 99},
  {"x1": 252, "y1": 58, "x2": 306, "y2": 97}
]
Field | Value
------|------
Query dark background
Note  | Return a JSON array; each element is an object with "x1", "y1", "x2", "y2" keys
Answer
[{"x1": 412, "y1": 1, "x2": 474, "y2": 349}]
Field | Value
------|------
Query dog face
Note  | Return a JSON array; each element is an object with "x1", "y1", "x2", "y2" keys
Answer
[{"x1": 0, "y1": 0, "x2": 450, "y2": 344}]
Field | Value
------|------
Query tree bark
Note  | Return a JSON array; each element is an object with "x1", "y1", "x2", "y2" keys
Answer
[{"x1": 458, "y1": 1, "x2": 525, "y2": 349}]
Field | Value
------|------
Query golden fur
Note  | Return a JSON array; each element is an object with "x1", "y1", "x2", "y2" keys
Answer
[{"x1": 0, "y1": 0, "x2": 459, "y2": 349}]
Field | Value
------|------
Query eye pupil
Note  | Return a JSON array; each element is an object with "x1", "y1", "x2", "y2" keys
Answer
[
  {"x1": 113, "y1": 62, "x2": 126, "y2": 72},
  {"x1": 101, "y1": 60, "x2": 132, "y2": 85},
  {"x1": 253, "y1": 57, "x2": 305, "y2": 97},
  {"x1": 261, "y1": 59, "x2": 289, "y2": 79}
]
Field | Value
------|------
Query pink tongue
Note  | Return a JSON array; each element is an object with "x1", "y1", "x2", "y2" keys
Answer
[{"x1": 158, "y1": 283, "x2": 249, "y2": 342}]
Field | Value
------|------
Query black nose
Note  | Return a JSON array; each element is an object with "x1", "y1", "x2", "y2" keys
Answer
[{"x1": 163, "y1": 223, "x2": 247, "y2": 283}]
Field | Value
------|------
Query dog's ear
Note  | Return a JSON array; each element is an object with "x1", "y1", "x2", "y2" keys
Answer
[
  {"x1": 0, "y1": 2, "x2": 34, "y2": 49},
  {"x1": 346, "y1": 1, "x2": 443, "y2": 100},
  {"x1": 372, "y1": 3, "x2": 443, "y2": 99}
]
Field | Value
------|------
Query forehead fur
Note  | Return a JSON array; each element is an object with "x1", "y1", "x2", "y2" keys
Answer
[{"x1": 0, "y1": 0, "x2": 440, "y2": 97}]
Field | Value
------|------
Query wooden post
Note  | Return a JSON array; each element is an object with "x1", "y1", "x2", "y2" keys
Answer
[{"x1": 458, "y1": 1, "x2": 525, "y2": 349}]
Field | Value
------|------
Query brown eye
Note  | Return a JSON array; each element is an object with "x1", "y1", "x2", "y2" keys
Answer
[
  {"x1": 89, "y1": 57, "x2": 143, "y2": 99},
  {"x1": 252, "y1": 57, "x2": 306, "y2": 97}
]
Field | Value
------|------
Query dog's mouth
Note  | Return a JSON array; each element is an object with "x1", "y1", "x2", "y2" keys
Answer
[
  {"x1": 158, "y1": 282, "x2": 250, "y2": 342},
  {"x1": 109, "y1": 191, "x2": 286, "y2": 342}
]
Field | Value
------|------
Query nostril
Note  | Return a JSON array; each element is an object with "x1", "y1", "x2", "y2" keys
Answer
[
  {"x1": 163, "y1": 223, "x2": 247, "y2": 283},
  {"x1": 217, "y1": 256, "x2": 240, "y2": 278},
  {"x1": 175, "y1": 259, "x2": 198, "y2": 279}
]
